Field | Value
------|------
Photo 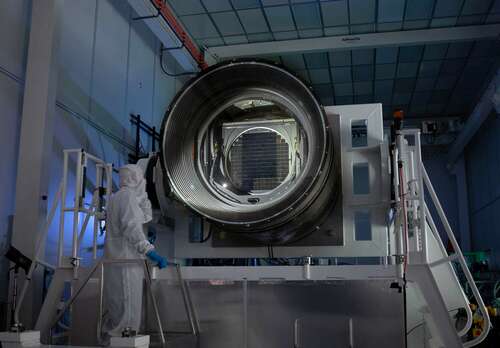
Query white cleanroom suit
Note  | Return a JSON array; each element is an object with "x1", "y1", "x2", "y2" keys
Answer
[{"x1": 102, "y1": 164, "x2": 163, "y2": 340}]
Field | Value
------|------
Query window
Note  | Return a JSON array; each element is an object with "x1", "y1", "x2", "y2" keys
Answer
[
  {"x1": 353, "y1": 162, "x2": 370, "y2": 195},
  {"x1": 354, "y1": 211, "x2": 372, "y2": 241},
  {"x1": 351, "y1": 119, "x2": 368, "y2": 147}
]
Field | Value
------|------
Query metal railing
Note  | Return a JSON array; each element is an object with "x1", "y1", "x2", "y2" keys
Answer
[
  {"x1": 395, "y1": 129, "x2": 490, "y2": 346},
  {"x1": 48, "y1": 259, "x2": 166, "y2": 345},
  {"x1": 47, "y1": 258, "x2": 199, "y2": 346},
  {"x1": 14, "y1": 149, "x2": 113, "y2": 326},
  {"x1": 422, "y1": 166, "x2": 491, "y2": 347}
]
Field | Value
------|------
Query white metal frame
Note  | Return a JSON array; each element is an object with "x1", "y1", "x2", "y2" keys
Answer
[{"x1": 13, "y1": 149, "x2": 113, "y2": 325}]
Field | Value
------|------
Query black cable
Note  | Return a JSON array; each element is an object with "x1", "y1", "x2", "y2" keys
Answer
[{"x1": 159, "y1": 44, "x2": 198, "y2": 77}]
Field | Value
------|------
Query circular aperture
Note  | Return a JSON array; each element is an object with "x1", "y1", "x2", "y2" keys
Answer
[{"x1": 161, "y1": 61, "x2": 338, "y2": 244}]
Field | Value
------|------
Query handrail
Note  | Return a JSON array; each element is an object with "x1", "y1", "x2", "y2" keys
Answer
[
  {"x1": 14, "y1": 182, "x2": 63, "y2": 324},
  {"x1": 49, "y1": 258, "x2": 166, "y2": 345},
  {"x1": 424, "y1": 205, "x2": 473, "y2": 337},
  {"x1": 422, "y1": 165, "x2": 491, "y2": 346}
]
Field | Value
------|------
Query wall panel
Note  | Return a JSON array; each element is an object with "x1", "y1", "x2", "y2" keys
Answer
[
  {"x1": 0, "y1": 0, "x2": 183, "y2": 314},
  {"x1": 466, "y1": 112, "x2": 500, "y2": 269}
]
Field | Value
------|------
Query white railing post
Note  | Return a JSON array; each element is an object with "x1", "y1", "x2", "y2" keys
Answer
[
  {"x1": 57, "y1": 151, "x2": 69, "y2": 267},
  {"x1": 92, "y1": 165, "x2": 103, "y2": 260},
  {"x1": 71, "y1": 151, "x2": 83, "y2": 279},
  {"x1": 414, "y1": 132, "x2": 428, "y2": 263}
]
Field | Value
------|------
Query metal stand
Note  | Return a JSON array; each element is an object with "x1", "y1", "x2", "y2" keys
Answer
[
  {"x1": 48, "y1": 259, "x2": 166, "y2": 346},
  {"x1": 175, "y1": 264, "x2": 200, "y2": 337},
  {"x1": 3, "y1": 149, "x2": 111, "y2": 337}
]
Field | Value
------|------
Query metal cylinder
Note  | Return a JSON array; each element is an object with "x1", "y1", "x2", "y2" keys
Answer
[{"x1": 161, "y1": 61, "x2": 339, "y2": 244}]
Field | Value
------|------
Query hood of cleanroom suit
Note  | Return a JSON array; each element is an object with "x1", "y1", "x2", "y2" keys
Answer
[
  {"x1": 119, "y1": 164, "x2": 153, "y2": 223},
  {"x1": 102, "y1": 164, "x2": 154, "y2": 338}
]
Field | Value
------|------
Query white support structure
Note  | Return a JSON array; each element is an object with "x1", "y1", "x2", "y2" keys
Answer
[
  {"x1": 9, "y1": 0, "x2": 62, "y2": 329},
  {"x1": 207, "y1": 24, "x2": 500, "y2": 60},
  {"x1": 7, "y1": 149, "x2": 112, "y2": 331}
]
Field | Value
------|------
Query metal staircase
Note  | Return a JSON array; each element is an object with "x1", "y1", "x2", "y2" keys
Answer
[{"x1": 394, "y1": 129, "x2": 490, "y2": 347}]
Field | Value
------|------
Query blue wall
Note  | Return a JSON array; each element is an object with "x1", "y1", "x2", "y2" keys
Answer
[
  {"x1": 0, "y1": 0, "x2": 183, "y2": 312},
  {"x1": 0, "y1": 0, "x2": 31, "y2": 313},
  {"x1": 422, "y1": 145, "x2": 460, "y2": 243},
  {"x1": 466, "y1": 111, "x2": 500, "y2": 269}
]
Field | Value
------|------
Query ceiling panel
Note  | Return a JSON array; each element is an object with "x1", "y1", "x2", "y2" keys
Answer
[
  {"x1": 304, "y1": 52, "x2": 329, "y2": 68},
  {"x1": 376, "y1": 64, "x2": 397, "y2": 79},
  {"x1": 169, "y1": 0, "x2": 205, "y2": 15},
  {"x1": 163, "y1": 1, "x2": 500, "y2": 119},
  {"x1": 264, "y1": 6, "x2": 295, "y2": 32},
  {"x1": 231, "y1": 0, "x2": 260, "y2": 10},
  {"x1": 180, "y1": 14, "x2": 219, "y2": 38},
  {"x1": 433, "y1": 0, "x2": 465, "y2": 18},
  {"x1": 352, "y1": 49, "x2": 375, "y2": 65},
  {"x1": 237, "y1": 8, "x2": 269, "y2": 33},
  {"x1": 309, "y1": 68, "x2": 331, "y2": 84},
  {"x1": 349, "y1": 0, "x2": 376, "y2": 24},
  {"x1": 321, "y1": 1, "x2": 349, "y2": 27},
  {"x1": 169, "y1": 0, "x2": 500, "y2": 49},
  {"x1": 211, "y1": 11, "x2": 245, "y2": 36},
  {"x1": 293, "y1": 3, "x2": 322, "y2": 30},
  {"x1": 202, "y1": 0, "x2": 232, "y2": 12},
  {"x1": 375, "y1": 79, "x2": 394, "y2": 95},
  {"x1": 461, "y1": 0, "x2": 494, "y2": 15},
  {"x1": 405, "y1": 0, "x2": 435, "y2": 20},
  {"x1": 423, "y1": 44, "x2": 449, "y2": 60},
  {"x1": 378, "y1": 0, "x2": 405, "y2": 23},
  {"x1": 331, "y1": 66, "x2": 352, "y2": 83},
  {"x1": 353, "y1": 65, "x2": 374, "y2": 81},
  {"x1": 281, "y1": 54, "x2": 305, "y2": 69},
  {"x1": 272, "y1": 40, "x2": 498, "y2": 118},
  {"x1": 399, "y1": 46, "x2": 424, "y2": 62},
  {"x1": 376, "y1": 47, "x2": 399, "y2": 64},
  {"x1": 397, "y1": 62, "x2": 419, "y2": 78},
  {"x1": 262, "y1": 0, "x2": 288, "y2": 5}
]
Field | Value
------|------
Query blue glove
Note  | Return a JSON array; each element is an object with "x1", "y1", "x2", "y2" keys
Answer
[{"x1": 146, "y1": 250, "x2": 168, "y2": 269}]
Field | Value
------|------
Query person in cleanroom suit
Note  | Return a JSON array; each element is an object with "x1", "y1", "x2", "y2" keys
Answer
[{"x1": 102, "y1": 164, "x2": 167, "y2": 340}]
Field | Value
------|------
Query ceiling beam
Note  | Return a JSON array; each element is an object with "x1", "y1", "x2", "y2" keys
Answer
[
  {"x1": 207, "y1": 24, "x2": 500, "y2": 60},
  {"x1": 447, "y1": 69, "x2": 500, "y2": 168}
]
